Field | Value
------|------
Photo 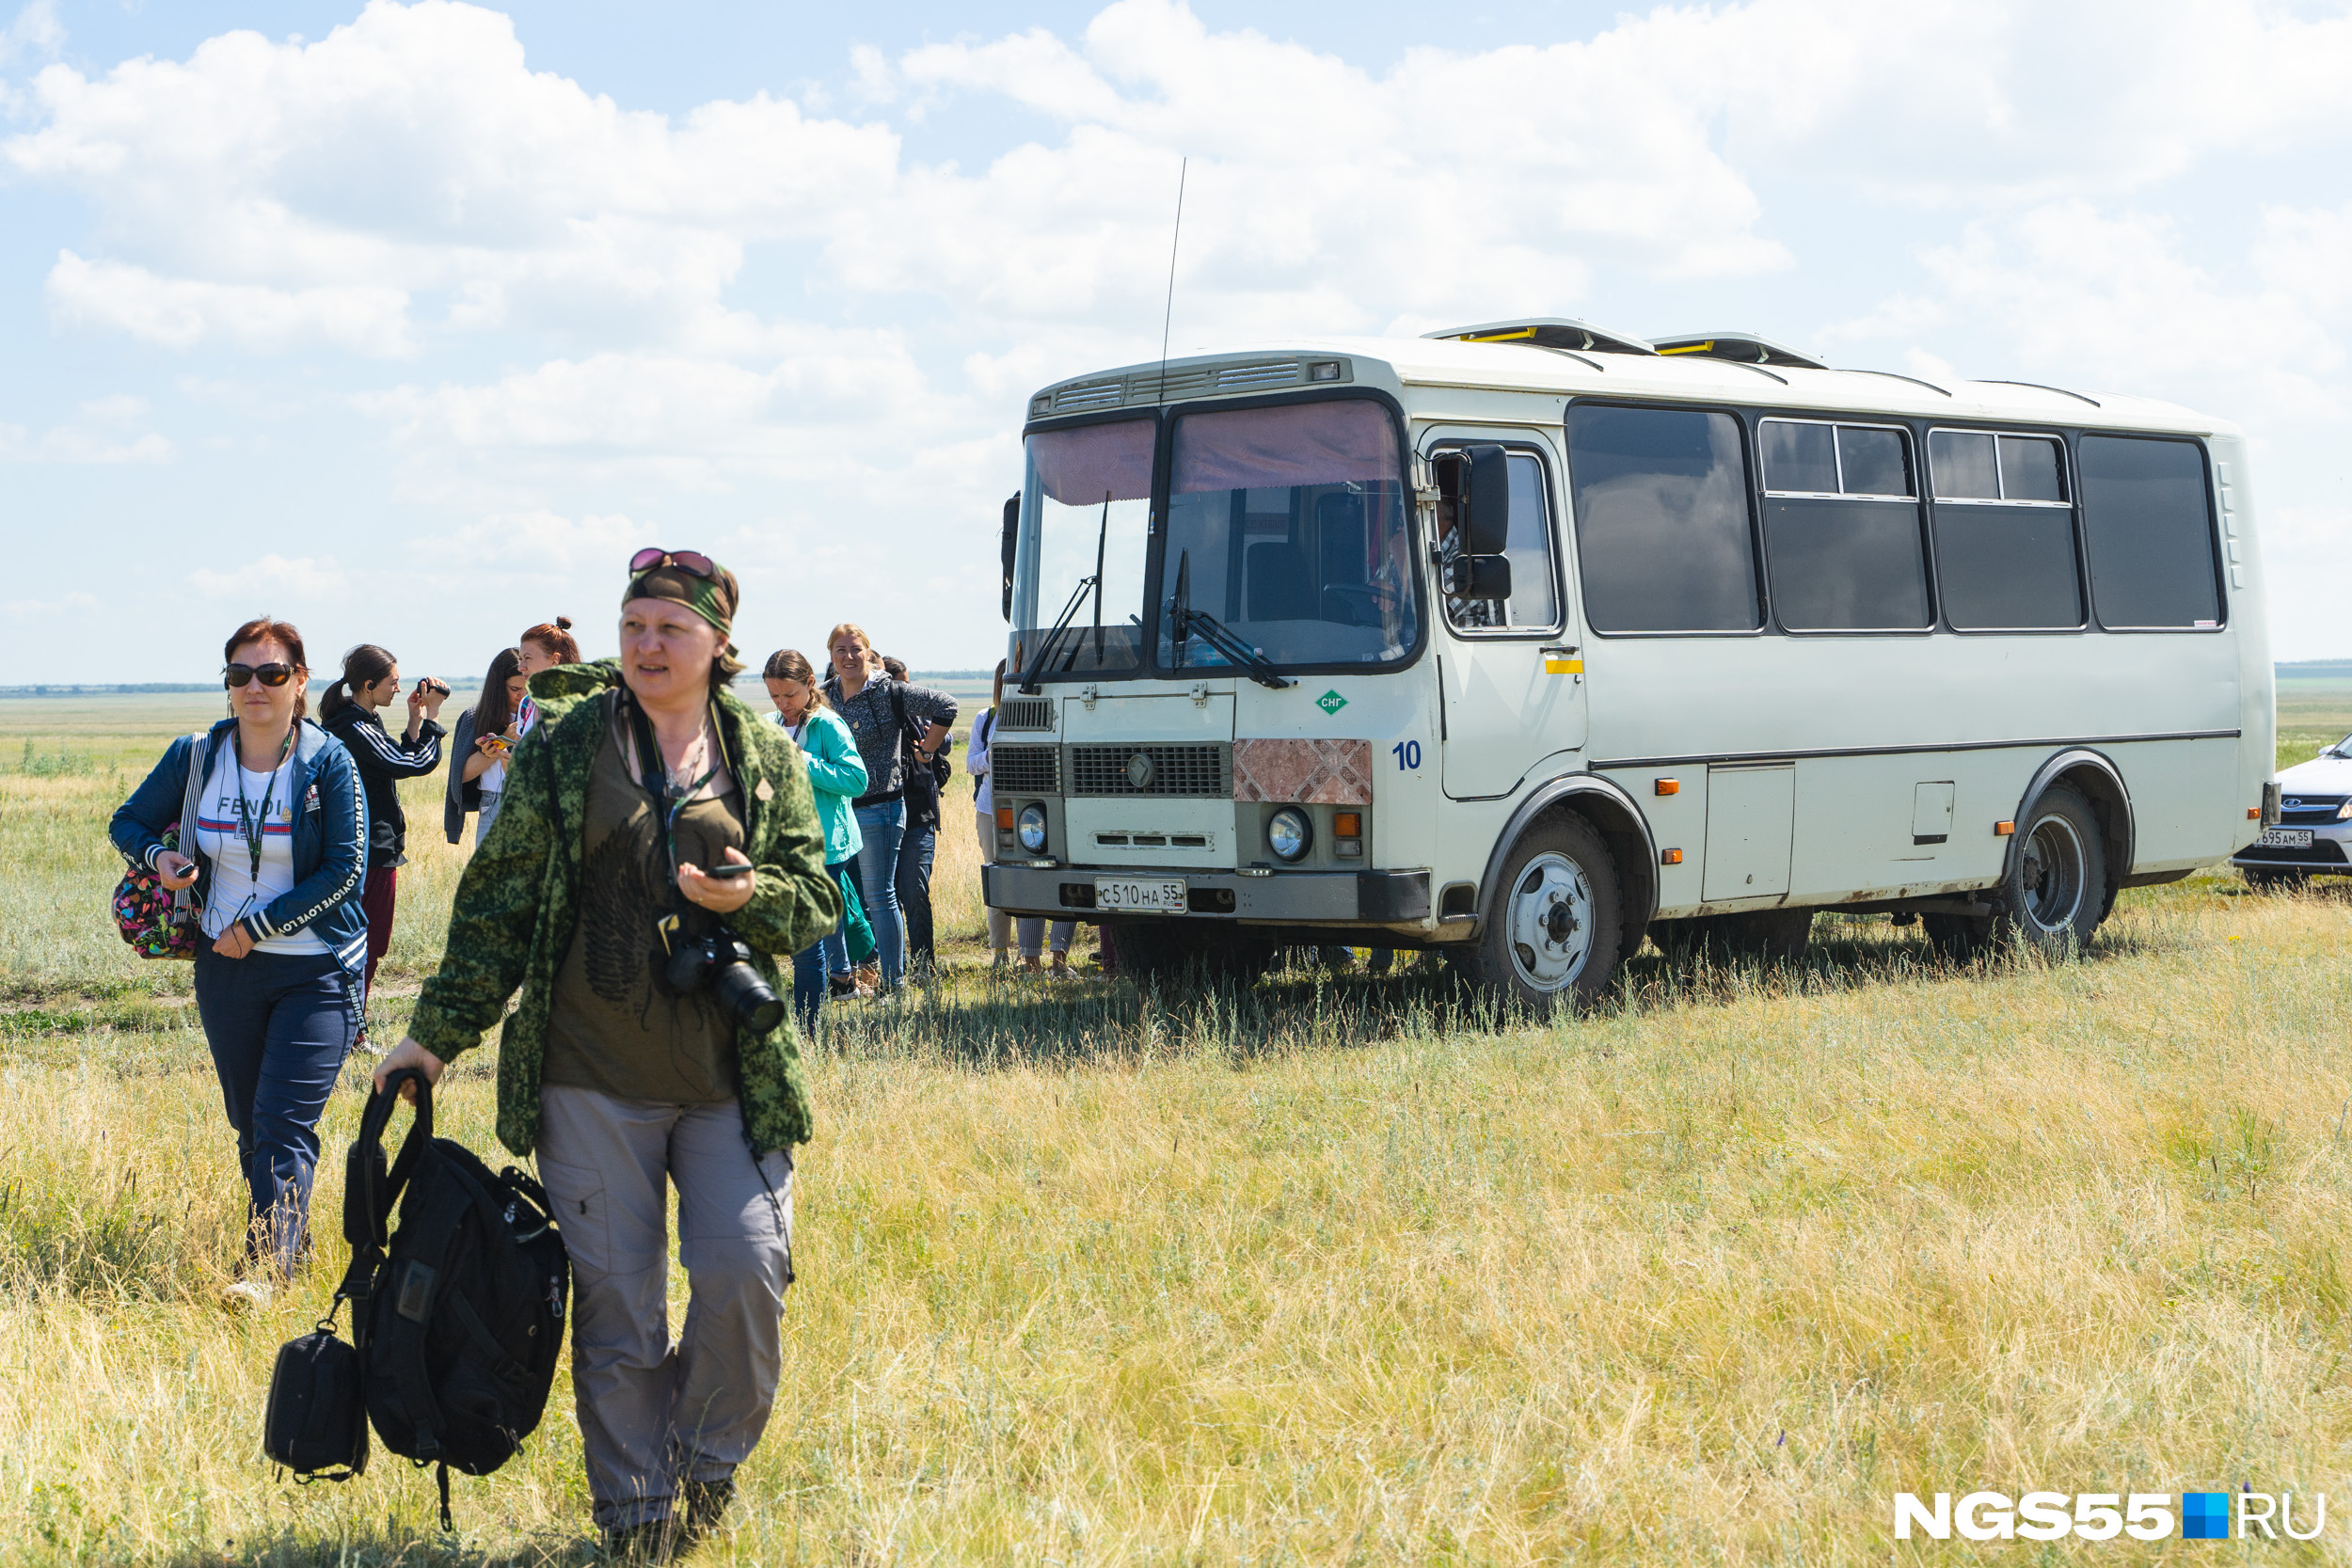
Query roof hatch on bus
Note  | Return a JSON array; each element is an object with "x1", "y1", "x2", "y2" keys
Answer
[
  {"x1": 1422, "y1": 318, "x2": 1658, "y2": 356},
  {"x1": 1649, "y1": 331, "x2": 1828, "y2": 370}
]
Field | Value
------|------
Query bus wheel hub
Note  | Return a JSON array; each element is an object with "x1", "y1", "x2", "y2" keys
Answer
[{"x1": 1507, "y1": 851, "x2": 1594, "y2": 991}]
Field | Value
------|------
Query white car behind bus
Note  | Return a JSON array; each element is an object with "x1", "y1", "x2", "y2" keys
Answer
[{"x1": 2233, "y1": 733, "x2": 2352, "y2": 890}]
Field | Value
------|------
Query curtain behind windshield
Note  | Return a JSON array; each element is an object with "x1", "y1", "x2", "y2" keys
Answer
[
  {"x1": 1021, "y1": 420, "x2": 1154, "y2": 677},
  {"x1": 1160, "y1": 400, "x2": 1416, "y2": 670}
]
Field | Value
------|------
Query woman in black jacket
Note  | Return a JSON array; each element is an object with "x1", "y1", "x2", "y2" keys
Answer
[{"x1": 318, "y1": 643, "x2": 449, "y2": 1001}]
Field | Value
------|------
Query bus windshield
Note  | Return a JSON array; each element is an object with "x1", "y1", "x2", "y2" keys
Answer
[
  {"x1": 1156, "y1": 399, "x2": 1416, "y2": 672},
  {"x1": 1019, "y1": 419, "x2": 1154, "y2": 678}
]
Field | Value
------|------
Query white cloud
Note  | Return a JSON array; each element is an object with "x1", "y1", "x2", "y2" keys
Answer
[
  {"x1": 46, "y1": 252, "x2": 414, "y2": 356},
  {"x1": 0, "y1": 1, "x2": 61, "y2": 70},
  {"x1": 0, "y1": 420, "x2": 172, "y2": 463},
  {"x1": 190, "y1": 553, "x2": 346, "y2": 598}
]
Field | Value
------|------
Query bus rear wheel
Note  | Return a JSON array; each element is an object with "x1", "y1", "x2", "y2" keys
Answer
[
  {"x1": 1924, "y1": 784, "x2": 2108, "y2": 961},
  {"x1": 1455, "y1": 814, "x2": 1624, "y2": 1014}
]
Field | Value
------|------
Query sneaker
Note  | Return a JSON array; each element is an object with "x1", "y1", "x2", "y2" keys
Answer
[
  {"x1": 600, "y1": 1516, "x2": 681, "y2": 1563},
  {"x1": 1048, "y1": 954, "x2": 1072, "y2": 978},
  {"x1": 851, "y1": 963, "x2": 880, "y2": 997},
  {"x1": 221, "y1": 1277, "x2": 273, "y2": 1313},
  {"x1": 676, "y1": 1478, "x2": 735, "y2": 1548},
  {"x1": 827, "y1": 973, "x2": 858, "y2": 999}
]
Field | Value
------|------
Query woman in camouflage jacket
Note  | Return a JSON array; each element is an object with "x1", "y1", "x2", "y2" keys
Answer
[{"x1": 375, "y1": 551, "x2": 838, "y2": 1557}]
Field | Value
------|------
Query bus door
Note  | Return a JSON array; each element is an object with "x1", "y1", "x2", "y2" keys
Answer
[{"x1": 1429, "y1": 437, "x2": 1587, "y2": 800}]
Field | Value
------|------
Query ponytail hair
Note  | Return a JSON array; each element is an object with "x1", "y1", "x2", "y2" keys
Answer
[
  {"x1": 519, "y1": 616, "x2": 580, "y2": 666},
  {"x1": 762, "y1": 648, "x2": 828, "y2": 712},
  {"x1": 318, "y1": 642, "x2": 396, "y2": 721}
]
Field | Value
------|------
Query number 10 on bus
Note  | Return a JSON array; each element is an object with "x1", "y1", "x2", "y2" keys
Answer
[{"x1": 1392, "y1": 741, "x2": 1422, "y2": 770}]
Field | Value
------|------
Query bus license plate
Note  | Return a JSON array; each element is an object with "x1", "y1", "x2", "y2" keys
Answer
[
  {"x1": 1096, "y1": 877, "x2": 1187, "y2": 913},
  {"x1": 2258, "y1": 828, "x2": 2313, "y2": 848}
]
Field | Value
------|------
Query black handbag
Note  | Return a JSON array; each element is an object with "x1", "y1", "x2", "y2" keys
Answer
[{"x1": 262, "y1": 1323, "x2": 369, "y2": 1481}]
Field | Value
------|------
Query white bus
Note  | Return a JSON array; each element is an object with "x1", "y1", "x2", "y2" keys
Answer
[{"x1": 980, "y1": 320, "x2": 2273, "y2": 1009}]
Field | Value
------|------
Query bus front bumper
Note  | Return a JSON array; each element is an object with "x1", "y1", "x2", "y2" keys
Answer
[{"x1": 982, "y1": 864, "x2": 1432, "y2": 926}]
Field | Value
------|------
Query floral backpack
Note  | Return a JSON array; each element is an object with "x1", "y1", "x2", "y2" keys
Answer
[{"x1": 114, "y1": 821, "x2": 202, "y2": 960}]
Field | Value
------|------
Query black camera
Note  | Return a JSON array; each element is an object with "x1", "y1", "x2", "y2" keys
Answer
[{"x1": 660, "y1": 923, "x2": 785, "y2": 1035}]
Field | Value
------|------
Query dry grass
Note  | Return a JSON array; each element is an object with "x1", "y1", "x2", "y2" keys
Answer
[{"x1": 2, "y1": 697, "x2": 2350, "y2": 1564}]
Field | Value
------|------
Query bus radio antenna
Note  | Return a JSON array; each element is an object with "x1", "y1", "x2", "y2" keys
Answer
[{"x1": 1154, "y1": 156, "x2": 1188, "y2": 405}]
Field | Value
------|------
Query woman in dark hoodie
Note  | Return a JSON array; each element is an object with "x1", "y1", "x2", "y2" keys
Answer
[{"x1": 318, "y1": 643, "x2": 449, "y2": 1004}]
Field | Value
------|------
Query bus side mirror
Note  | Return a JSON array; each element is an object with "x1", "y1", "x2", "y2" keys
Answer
[
  {"x1": 1462, "y1": 445, "x2": 1511, "y2": 556},
  {"x1": 1000, "y1": 494, "x2": 1020, "y2": 622},
  {"x1": 1442, "y1": 553, "x2": 1512, "y2": 601}
]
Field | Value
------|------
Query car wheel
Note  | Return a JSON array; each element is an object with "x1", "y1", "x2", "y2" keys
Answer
[
  {"x1": 1455, "y1": 814, "x2": 1624, "y2": 1014},
  {"x1": 2243, "y1": 866, "x2": 2309, "y2": 895}
]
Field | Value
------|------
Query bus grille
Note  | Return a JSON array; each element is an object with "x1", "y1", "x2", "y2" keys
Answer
[
  {"x1": 996, "y1": 698, "x2": 1055, "y2": 731},
  {"x1": 1070, "y1": 743, "x2": 1229, "y2": 798},
  {"x1": 989, "y1": 745, "x2": 1060, "y2": 795}
]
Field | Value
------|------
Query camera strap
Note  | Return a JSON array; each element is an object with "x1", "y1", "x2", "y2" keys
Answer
[{"x1": 621, "y1": 691, "x2": 723, "y2": 883}]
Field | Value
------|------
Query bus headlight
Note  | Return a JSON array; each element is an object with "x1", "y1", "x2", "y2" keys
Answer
[
  {"x1": 1267, "y1": 807, "x2": 1312, "y2": 862},
  {"x1": 1017, "y1": 803, "x2": 1049, "y2": 854}
]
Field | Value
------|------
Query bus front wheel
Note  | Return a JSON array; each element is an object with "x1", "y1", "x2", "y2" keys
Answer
[{"x1": 1456, "y1": 814, "x2": 1624, "y2": 1013}]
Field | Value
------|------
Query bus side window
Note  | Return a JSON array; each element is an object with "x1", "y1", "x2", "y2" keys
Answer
[
  {"x1": 1434, "y1": 448, "x2": 1560, "y2": 632},
  {"x1": 1928, "y1": 429, "x2": 2084, "y2": 631},
  {"x1": 2077, "y1": 436, "x2": 2224, "y2": 629},
  {"x1": 1759, "y1": 419, "x2": 1931, "y2": 633},
  {"x1": 1565, "y1": 405, "x2": 1762, "y2": 634}
]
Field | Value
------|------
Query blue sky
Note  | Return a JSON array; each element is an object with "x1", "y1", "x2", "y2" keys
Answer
[{"x1": 3, "y1": 0, "x2": 2348, "y2": 684}]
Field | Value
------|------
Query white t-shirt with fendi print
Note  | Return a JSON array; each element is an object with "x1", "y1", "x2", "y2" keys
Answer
[{"x1": 192, "y1": 741, "x2": 329, "y2": 955}]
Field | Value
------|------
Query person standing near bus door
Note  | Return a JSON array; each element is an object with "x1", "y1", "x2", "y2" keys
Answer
[{"x1": 318, "y1": 643, "x2": 449, "y2": 1022}]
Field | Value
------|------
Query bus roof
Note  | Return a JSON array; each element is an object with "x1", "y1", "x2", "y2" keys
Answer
[{"x1": 1025, "y1": 331, "x2": 2234, "y2": 439}]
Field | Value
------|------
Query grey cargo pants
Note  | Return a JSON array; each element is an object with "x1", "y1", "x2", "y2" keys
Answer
[{"x1": 536, "y1": 1085, "x2": 795, "y2": 1529}]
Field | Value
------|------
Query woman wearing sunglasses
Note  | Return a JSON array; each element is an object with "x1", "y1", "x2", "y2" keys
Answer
[
  {"x1": 374, "y1": 548, "x2": 839, "y2": 1558},
  {"x1": 109, "y1": 618, "x2": 370, "y2": 1311}
]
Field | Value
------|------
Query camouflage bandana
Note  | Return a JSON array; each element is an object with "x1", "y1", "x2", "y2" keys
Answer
[{"x1": 624, "y1": 557, "x2": 739, "y2": 648}]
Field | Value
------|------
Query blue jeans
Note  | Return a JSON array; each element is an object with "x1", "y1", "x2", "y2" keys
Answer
[
  {"x1": 896, "y1": 819, "x2": 937, "y2": 971},
  {"x1": 850, "y1": 800, "x2": 907, "y2": 990},
  {"x1": 192, "y1": 946, "x2": 357, "y2": 1275},
  {"x1": 790, "y1": 861, "x2": 856, "y2": 1033}
]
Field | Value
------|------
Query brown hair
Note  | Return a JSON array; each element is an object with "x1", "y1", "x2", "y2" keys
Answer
[
  {"x1": 762, "y1": 648, "x2": 828, "y2": 711},
  {"x1": 224, "y1": 618, "x2": 310, "y2": 720},
  {"x1": 519, "y1": 616, "x2": 580, "y2": 665},
  {"x1": 317, "y1": 643, "x2": 395, "y2": 722},
  {"x1": 473, "y1": 647, "x2": 524, "y2": 737}
]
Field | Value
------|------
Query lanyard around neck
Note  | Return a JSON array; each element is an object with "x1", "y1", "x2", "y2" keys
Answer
[
  {"x1": 231, "y1": 728, "x2": 294, "y2": 885},
  {"x1": 624, "y1": 693, "x2": 723, "y2": 879}
]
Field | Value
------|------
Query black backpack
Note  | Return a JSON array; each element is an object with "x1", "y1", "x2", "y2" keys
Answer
[{"x1": 341, "y1": 1069, "x2": 569, "y2": 1528}]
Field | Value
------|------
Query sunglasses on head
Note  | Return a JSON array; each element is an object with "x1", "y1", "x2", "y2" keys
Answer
[
  {"x1": 224, "y1": 662, "x2": 296, "y2": 689},
  {"x1": 629, "y1": 547, "x2": 715, "y2": 578}
]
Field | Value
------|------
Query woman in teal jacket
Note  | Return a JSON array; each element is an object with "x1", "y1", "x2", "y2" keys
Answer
[{"x1": 765, "y1": 649, "x2": 867, "y2": 1028}]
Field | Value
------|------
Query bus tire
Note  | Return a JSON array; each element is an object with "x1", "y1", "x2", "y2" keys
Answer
[
  {"x1": 1928, "y1": 784, "x2": 2108, "y2": 960},
  {"x1": 1109, "y1": 920, "x2": 1275, "y2": 988},
  {"x1": 1461, "y1": 814, "x2": 1624, "y2": 1013}
]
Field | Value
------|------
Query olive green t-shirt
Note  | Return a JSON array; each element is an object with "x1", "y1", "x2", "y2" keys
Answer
[{"x1": 543, "y1": 704, "x2": 748, "y2": 1104}]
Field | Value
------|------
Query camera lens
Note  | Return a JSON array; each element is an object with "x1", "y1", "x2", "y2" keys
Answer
[{"x1": 709, "y1": 956, "x2": 785, "y2": 1034}]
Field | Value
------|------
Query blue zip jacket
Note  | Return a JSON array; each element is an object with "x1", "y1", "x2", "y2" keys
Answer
[
  {"x1": 774, "y1": 707, "x2": 866, "y2": 864},
  {"x1": 110, "y1": 717, "x2": 372, "y2": 979}
]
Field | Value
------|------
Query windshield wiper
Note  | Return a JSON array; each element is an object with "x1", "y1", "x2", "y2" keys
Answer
[
  {"x1": 1016, "y1": 573, "x2": 1097, "y2": 695},
  {"x1": 1167, "y1": 552, "x2": 1293, "y2": 689}
]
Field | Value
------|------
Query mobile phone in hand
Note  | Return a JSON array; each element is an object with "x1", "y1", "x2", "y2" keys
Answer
[{"x1": 701, "y1": 862, "x2": 755, "y2": 880}]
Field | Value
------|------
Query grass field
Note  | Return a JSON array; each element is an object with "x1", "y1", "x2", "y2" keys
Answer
[{"x1": 1, "y1": 690, "x2": 2348, "y2": 1564}]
